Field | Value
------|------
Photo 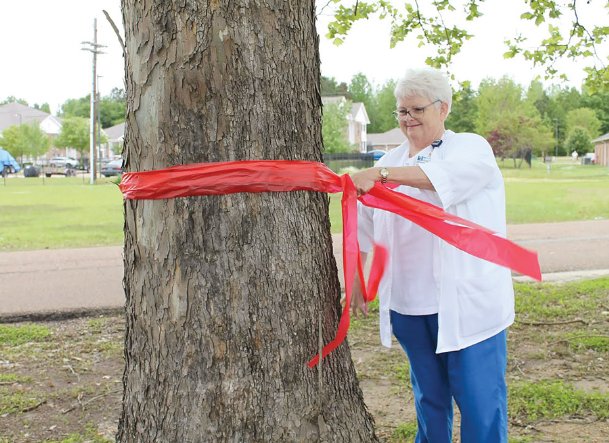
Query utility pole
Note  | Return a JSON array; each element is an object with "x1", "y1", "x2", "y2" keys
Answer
[{"x1": 81, "y1": 18, "x2": 106, "y2": 184}]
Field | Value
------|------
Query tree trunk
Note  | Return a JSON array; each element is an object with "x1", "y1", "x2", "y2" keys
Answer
[{"x1": 118, "y1": 1, "x2": 378, "y2": 442}]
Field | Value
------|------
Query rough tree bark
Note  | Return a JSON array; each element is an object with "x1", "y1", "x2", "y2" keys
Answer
[{"x1": 118, "y1": 1, "x2": 378, "y2": 442}]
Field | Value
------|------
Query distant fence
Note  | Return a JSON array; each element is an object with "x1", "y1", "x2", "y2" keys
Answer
[{"x1": 322, "y1": 152, "x2": 375, "y2": 172}]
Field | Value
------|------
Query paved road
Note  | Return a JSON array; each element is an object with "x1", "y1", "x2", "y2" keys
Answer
[{"x1": 1, "y1": 220, "x2": 608, "y2": 320}]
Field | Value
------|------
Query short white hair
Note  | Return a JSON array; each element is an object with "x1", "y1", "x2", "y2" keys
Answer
[{"x1": 394, "y1": 68, "x2": 452, "y2": 114}]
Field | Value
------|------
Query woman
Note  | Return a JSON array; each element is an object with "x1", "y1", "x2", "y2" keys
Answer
[{"x1": 352, "y1": 67, "x2": 513, "y2": 442}]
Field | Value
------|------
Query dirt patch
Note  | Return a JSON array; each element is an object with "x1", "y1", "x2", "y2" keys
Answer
[{"x1": 1, "y1": 283, "x2": 608, "y2": 442}]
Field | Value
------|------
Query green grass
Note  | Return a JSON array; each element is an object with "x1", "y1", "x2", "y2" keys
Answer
[
  {"x1": 0, "y1": 324, "x2": 51, "y2": 346},
  {"x1": 509, "y1": 380, "x2": 609, "y2": 422},
  {"x1": 42, "y1": 424, "x2": 114, "y2": 443},
  {"x1": 1, "y1": 160, "x2": 607, "y2": 250},
  {"x1": 514, "y1": 278, "x2": 609, "y2": 322},
  {"x1": 0, "y1": 390, "x2": 45, "y2": 415},
  {"x1": 0, "y1": 177, "x2": 123, "y2": 251},
  {"x1": 390, "y1": 422, "x2": 418, "y2": 442},
  {"x1": 0, "y1": 373, "x2": 32, "y2": 384}
]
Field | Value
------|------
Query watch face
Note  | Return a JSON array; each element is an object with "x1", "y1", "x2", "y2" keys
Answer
[{"x1": 381, "y1": 168, "x2": 389, "y2": 178}]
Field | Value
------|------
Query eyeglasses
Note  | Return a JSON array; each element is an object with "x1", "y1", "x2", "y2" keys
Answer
[{"x1": 392, "y1": 100, "x2": 441, "y2": 120}]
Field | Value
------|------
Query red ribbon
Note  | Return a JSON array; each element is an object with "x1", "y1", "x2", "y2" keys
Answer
[{"x1": 119, "y1": 160, "x2": 541, "y2": 367}]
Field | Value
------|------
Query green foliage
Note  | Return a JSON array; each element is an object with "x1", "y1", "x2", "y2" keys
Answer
[
  {"x1": 0, "y1": 96, "x2": 28, "y2": 105},
  {"x1": 59, "y1": 89, "x2": 126, "y2": 128},
  {"x1": 509, "y1": 380, "x2": 609, "y2": 422},
  {"x1": 54, "y1": 117, "x2": 95, "y2": 156},
  {"x1": 0, "y1": 324, "x2": 51, "y2": 346},
  {"x1": 565, "y1": 126, "x2": 593, "y2": 156},
  {"x1": 0, "y1": 122, "x2": 50, "y2": 159},
  {"x1": 33, "y1": 102, "x2": 51, "y2": 113},
  {"x1": 322, "y1": 101, "x2": 352, "y2": 153},
  {"x1": 581, "y1": 90, "x2": 609, "y2": 134},
  {"x1": 321, "y1": 76, "x2": 350, "y2": 97},
  {"x1": 326, "y1": 1, "x2": 608, "y2": 87},
  {"x1": 565, "y1": 108, "x2": 602, "y2": 139},
  {"x1": 445, "y1": 82, "x2": 478, "y2": 133},
  {"x1": 476, "y1": 77, "x2": 553, "y2": 158}
]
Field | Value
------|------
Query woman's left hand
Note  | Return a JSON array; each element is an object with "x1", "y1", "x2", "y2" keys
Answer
[{"x1": 351, "y1": 168, "x2": 379, "y2": 196}]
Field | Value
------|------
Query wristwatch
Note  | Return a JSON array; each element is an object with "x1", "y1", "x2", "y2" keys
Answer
[{"x1": 379, "y1": 167, "x2": 389, "y2": 184}]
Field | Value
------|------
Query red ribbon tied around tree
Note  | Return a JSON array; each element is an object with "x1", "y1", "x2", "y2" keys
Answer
[{"x1": 119, "y1": 160, "x2": 541, "y2": 367}]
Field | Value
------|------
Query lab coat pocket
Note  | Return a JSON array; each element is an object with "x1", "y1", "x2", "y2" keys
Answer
[{"x1": 457, "y1": 269, "x2": 511, "y2": 338}]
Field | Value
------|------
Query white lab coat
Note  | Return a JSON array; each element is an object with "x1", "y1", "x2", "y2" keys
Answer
[{"x1": 358, "y1": 130, "x2": 514, "y2": 353}]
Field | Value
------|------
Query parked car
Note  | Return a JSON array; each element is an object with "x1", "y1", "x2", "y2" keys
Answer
[
  {"x1": 101, "y1": 159, "x2": 123, "y2": 177},
  {"x1": 49, "y1": 156, "x2": 79, "y2": 169},
  {"x1": 367, "y1": 149, "x2": 388, "y2": 160}
]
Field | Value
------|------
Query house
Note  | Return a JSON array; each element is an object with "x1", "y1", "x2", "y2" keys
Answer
[
  {"x1": 0, "y1": 102, "x2": 77, "y2": 161},
  {"x1": 0, "y1": 102, "x2": 62, "y2": 137},
  {"x1": 592, "y1": 132, "x2": 609, "y2": 167},
  {"x1": 101, "y1": 122, "x2": 125, "y2": 158},
  {"x1": 366, "y1": 127, "x2": 405, "y2": 151},
  {"x1": 321, "y1": 96, "x2": 370, "y2": 152}
]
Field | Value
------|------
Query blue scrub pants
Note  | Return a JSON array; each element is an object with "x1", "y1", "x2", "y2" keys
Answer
[{"x1": 390, "y1": 311, "x2": 508, "y2": 443}]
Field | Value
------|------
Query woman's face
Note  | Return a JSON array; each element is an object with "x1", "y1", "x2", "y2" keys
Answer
[{"x1": 396, "y1": 95, "x2": 448, "y2": 150}]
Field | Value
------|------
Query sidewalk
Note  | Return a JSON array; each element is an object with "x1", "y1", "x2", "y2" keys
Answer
[{"x1": 1, "y1": 220, "x2": 608, "y2": 321}]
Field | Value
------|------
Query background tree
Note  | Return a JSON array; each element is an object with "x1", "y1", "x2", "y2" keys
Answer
[
  {"x1": 366, "y1": 79, "x2": 397, "y2": 133},
  {"x1": 0, "y1": 96, "x2": 28, "y2": 106},
  {"x1": 476, "y1": 77, "x2": 553, "y2": 160},
  {"x1": 54, "y1": 117, "x2": 92, "y2": 160},
  {"x1": 60, "y1": 90, "x2": 126, "y2": 128},
  {"x1": 0, "y1": 123, "x2": 50, "y2": 162},
  {"x1": 445, "y1": 82, "x2": 478, "y2": 133},
  {"x1": 118, "y1": 1, "x2": 377, "y2": 441},
  {"x1": 33, "y1": 103, "x2": 52, "y2": 113},
  {"x1": 565, "y1": 108, "x2": 602, "y2": 140},
  {"x1": 321, "y1": 75, "x2": 351, "y2": 97},
  {"x1": 581, "y1": 89, "x2": 609, "y2": 134},
  {"x1": 322, "y1": 101, "x2": 352, "y2": 153},
  {"x1": 566, "y1": 126, "x2": 594, "y2": 156}
]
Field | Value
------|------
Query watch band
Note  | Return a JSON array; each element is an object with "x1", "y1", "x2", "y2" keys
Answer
[{"x1": 379, "y1": 167, "x2": 389, "y2": 184}]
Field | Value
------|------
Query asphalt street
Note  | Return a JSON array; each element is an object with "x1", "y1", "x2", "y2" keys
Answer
[{"x1": 1, "y1": 220, "x2": 608, "y2": 320}]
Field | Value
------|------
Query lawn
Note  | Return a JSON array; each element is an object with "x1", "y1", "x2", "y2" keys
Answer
[
  {"x1": 0, "y1": 177, "x2": 123, "y2": 251},
  {"x1": 0, "y1": 160, "x2": 608, "y2": 251},
  {"x1": 1, "y1": 277, "x2": 608, "y2": 442}
]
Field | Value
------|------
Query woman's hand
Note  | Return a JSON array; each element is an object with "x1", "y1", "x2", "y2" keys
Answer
[
  {"x1": 351, "y1": 168, "x2": 379, "y2": 196},
  {"x1": 341, "y1": 274, "x2": 368, "y2": 317}
]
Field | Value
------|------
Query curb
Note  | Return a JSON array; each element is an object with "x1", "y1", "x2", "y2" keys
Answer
[
  {"x1": 513, "y1": 269, "x2": 609, "y2": 283},
  {"x1": 0, "y1": 307, "x2": 125, "y2": 324}
]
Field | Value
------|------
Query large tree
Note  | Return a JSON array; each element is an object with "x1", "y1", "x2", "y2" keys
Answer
[{"x1": 118, "y1": 1, "x2": 377, "y2": 442}]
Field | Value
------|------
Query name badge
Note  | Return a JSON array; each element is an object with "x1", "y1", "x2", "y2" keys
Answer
[{"x1": 416, "y1": 155, "x2": 431, "y2": 164}]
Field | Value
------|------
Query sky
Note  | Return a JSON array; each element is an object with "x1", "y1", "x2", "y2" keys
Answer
[{"x1": 1, "y1": 1, "x2": 606, "y2": 116}]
